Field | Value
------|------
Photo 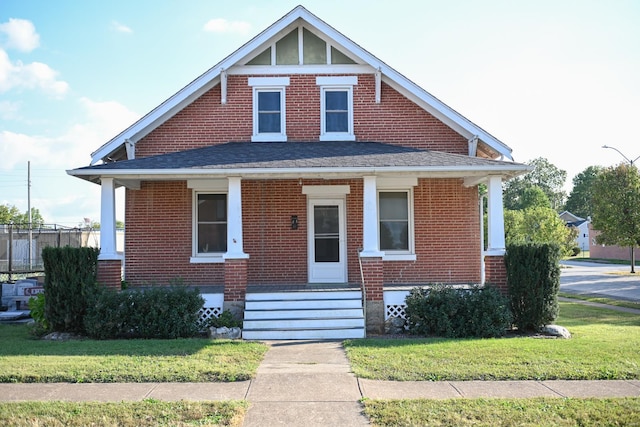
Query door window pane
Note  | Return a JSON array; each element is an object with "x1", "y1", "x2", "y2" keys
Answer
[
  {"x1": 314, "y1": 205, "x2": 340, "y2": 262},
  {"x1": 379, "y1": 192, "x2": 409, "y2": 251}
]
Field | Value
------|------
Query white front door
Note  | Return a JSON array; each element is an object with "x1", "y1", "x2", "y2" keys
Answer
[{"x1": 308, "y1": 198, "x2": 347, "y2": 283}]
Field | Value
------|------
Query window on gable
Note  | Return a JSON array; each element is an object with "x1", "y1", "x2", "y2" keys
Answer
[
  {"x1": 249, "y1": 77, "x2": 289, "y2": 142},
  {"x1": 317, "y1": 76, "x2": 356, "y2": 141},
  {"x1": 196, "y1": 193, "x2": 227, "y2": 255},
  {"x1": 303, "y1": 28, "x2": 326, "y2": 64},
  {"x1": 325, "y1": 90, "x2": 349, "y2": 132},
  {"x1": 257, "y1": 91, "x2": 281, "y2": 133},
  {"x1": 275, "y1": 29, "x2": 299, "y2": 65},
  {"x1": 379, "y1": 191, "x2": 412, "y2": 253}
]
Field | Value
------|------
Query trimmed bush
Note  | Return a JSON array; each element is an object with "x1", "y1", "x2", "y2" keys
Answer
[
  {"x1": 84, "y1": 286, "x2": 204, "y2": 339},
  {"x1": 405, "y1": 284, "x2": 511, "y2": 338},
  {"x1": 42, "y1": 246, "x2": 99, "y2": 333},
  {"x1": 505, "y1": 243, "x2": 561, "y2": 332}
]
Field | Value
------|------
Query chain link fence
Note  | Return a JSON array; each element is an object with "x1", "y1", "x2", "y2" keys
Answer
[{"x1": 0, "y1": 224, "x2": 92, "y2": 282}]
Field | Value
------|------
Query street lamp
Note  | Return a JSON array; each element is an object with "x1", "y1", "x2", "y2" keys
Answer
[
  {"x1": 602, "y1": 145, "x2": 640, "y2": 166},
  {"x1": 601, "y1": 145, "x2": 639, "y2": 273}
]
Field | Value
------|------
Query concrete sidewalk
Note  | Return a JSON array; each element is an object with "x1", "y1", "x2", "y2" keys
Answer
[{"x1": 1, "y1": 341, "x2": 640, "y2": 426}]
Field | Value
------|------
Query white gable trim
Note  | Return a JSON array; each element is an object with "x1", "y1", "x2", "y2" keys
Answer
[{"x1": 90, "y1": 5, "x2": 514, "y2": 165}]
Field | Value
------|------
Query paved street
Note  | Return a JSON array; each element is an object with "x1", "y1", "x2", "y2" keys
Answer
[{"x1": 560, "y1": 260, "x2": 640, "y2": 301}]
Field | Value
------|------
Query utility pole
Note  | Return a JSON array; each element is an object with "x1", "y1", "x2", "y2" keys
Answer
[{"x1": 28, "y1": 161, "x2": 32, "y2": 270}]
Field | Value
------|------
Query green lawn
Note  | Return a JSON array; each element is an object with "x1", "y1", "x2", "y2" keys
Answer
[
  {"x1": 363, "y1": 397, "x2": 640, "y2": 427},
  {"x1": 0, "y1": 325, "x2": 268, "y2": 383},
  {"x1": 559, "y1": 292, "x2": 640, "y2": 311},
  {"x1": 345, "y1": 302, "x2": 640, "y2": 381},
  {"x1": 0, "y1": 400, "x2": 246, "y2": 426}
]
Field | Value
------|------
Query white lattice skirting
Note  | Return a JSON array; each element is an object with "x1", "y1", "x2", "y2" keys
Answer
[
  {"x1": 197, "y1": 293, "x2": 224, "y2": 328},
  {"x1": 384, "y1": 290, "x2": 410, "y2": 320}
]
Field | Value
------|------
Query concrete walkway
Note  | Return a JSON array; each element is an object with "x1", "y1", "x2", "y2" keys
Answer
[{"x1": 1, "y1": 340, "x2": 640, "y2": 426}]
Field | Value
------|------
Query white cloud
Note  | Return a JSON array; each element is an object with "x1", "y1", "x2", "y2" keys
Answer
[
  {"x1": 0, "y1": 48, "x2": 69, "y2": 96},
  {"x1": 0, "y1": 100, "x2": 20, "y2": 119},
  {"x1": 203, "y1": 18, "x2": 251, "y2": 35},
  {"x1": 111, "y1": 21, "x2": 133, "y2": 34},
  {"x1": 0, "y1": 18, "x2": 39, "y2": 52},
  {"x1": 0, "y1": 98, "x2": 138, "y2": 224}
]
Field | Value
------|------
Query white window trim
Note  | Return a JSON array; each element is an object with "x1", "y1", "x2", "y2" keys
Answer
[
  {"x1": 378, "y1": 188, "x2": 416, "y2": 261},
  {"x1": 317, "y1": 76, "x2": 357, "y2": 141},
  {"x1": 191, "y1": 190, "x2": 228, "y2": 264},
  {"x1": 249, "y1": 77, "x2": 290, "y2": 143}
]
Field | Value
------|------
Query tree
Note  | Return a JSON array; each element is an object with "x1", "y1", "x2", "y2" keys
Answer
[
  {"x1": 592, "y1": 163, "x2": 640, "y2": 273},
  {"x1": 503, "y1": 157, "x2": 567, "y2": 211},
  {"x1": 565, "y1": 166, "x2": 603, "y2": 219},
  {"x1": 0, "y1": 204, "x2": 45, "y2": 226},
  {"x1": 504, "y1": 206, "x2": 577, "y2": 257},
  {"x1": 86, "y1": 220, "x2": 125, "y2": 230}
]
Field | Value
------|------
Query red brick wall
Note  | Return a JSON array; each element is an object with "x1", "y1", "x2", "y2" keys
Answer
[
  {"x1": 136, "y1": 75, "x2": 468, "y2": 158},
  {"x1": 124, "y1": 178, "x2": 481, "y2": 287},
  {"x1": 224, "y1": 259, "x2": 248, "y2": 301},
  {"x1": 383, "y1": 178, "x2": 481, "y2": 284},
  {"x1": 485, "y1": 255, "x2": 507, "y2": 294},
  {"x1": 125, "y1": 181, "x2": 224, "y2": 286},
  {"x1": 97, "y1": 259, "x2": 122, "y2": 289}
]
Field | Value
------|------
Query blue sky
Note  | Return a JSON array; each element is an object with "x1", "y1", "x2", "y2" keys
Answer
[{"x1": 1, "y1": 0, "x2": 639, "y2": 226}]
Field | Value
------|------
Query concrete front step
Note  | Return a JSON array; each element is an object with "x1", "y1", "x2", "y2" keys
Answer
[
  {"x1": 243, "y1": 317, "x2": 365, "y2": 330},
  {"x1": 242, "y1": 328, "x2": 365, "y2": 340},
  {"x1": 244, "y1": 308, "x2": 364, "y2": 320},
  {"x1": 246, "y1": 290, "x2": 362, "y2": 301},
  {"x1": 245, "y1": 298, "x2": 362, "y2": 310},
  {"x1": 242, "y1": 288, "x2": 365, "y2": 340}
]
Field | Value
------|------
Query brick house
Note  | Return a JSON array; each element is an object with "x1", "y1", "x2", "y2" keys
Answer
[{"x1": 68, "y1": 6, "x2": 529, "y2": 339}]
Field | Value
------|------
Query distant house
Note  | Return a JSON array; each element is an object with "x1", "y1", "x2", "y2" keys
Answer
[
  {"x1": 588, "y1": 223, "x2": 637, "y2": 261},
  {"x1": 559, "y1": 211, "x2": 590, "y2": 251},
  {"x1": 68, "y1": 6, "x2": 530, "y2": 339}
]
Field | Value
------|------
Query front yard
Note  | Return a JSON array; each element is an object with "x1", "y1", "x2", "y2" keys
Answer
[
  {"x1": 0, "y1": 326, "x2": 268, "y2": 383},
  {"x1": 345, "y1": 302, "x2": 640, "y2": 381}
]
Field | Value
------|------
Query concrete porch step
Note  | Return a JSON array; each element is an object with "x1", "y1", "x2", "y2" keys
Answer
[{"x1": 242, "y1": 287, "x2": 365, "y2": 340}]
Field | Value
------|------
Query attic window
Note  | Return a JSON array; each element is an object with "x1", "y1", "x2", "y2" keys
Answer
[
  {"x1": 276, "y1": 29, "x2": 299, "y2": 65},
  {"x1": 245, "y1": 26, "x2": 356, "y2": 66}
]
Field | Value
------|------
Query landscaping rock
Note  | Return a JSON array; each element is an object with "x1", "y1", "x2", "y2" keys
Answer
[
  {"x1": 209, "y1": 326, "x2": 242, "y2": 339},
  {"x1": 42, "y1": 332, "x2": 83, "y2": 341},
  {"x1": 384, "y1": 316, "x2": 406, "y2": 335},
  {"x1": 542, "y1": 324, "x2": 571, "y2": 339}
]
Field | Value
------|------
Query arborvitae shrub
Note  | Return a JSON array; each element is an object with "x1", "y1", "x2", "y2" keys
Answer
[
  {"x1": 84, "y1": 286, "x2": 204, "y2": 339},
  {"x1": 505, "y1": 243, "x2": 561, "y2": 332},
  {"x1": 42, "y1": 246, "x2": 99, "y2": 333},
  {"x1": 405, "y1": 284, "x2": 511, "y2": 338}
]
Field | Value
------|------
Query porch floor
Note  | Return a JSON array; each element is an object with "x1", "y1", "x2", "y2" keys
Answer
[{"x1": 246, "y1": 283, "x2": 361, "y2": 293}]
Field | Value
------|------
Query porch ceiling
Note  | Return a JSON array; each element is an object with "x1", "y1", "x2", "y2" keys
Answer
[{"x1": 68, "y1": 141, "x2": 531, "y2": 185}]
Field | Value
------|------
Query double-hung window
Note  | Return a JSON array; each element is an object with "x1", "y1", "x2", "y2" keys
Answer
[
  {"x1": 194, "y1": 193, "x2": 227, "y2": 260},
  {"x1": 379, "y1": 190, "x2": 414, "y2": 257},
  {"x1": 317, "y1": 76, "x2": 357, "y2": 141},
  {"x1": 249, "y1": 77, "x2": 289, "y2": 142}
]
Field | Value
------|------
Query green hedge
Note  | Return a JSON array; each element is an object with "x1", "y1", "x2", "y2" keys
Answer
[
  {"x1": 505, "y1": 243, "x2": 561, "y2": 331},
  {"x1": 405, "y1": 284, "x2": 512, "y2": 338},
  {"x1": 84, "y1": 286, "x2": 204, "y2": 339},
  {"x1": 42, "y1": 246, "x2": 99, "y2": 333}
]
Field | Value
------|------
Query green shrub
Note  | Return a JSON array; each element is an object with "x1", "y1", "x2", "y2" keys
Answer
[
  {"x1": 42, "y1": 246, "x2": 99, "y2": 333},
  {"x1": 206, "y1": 310, "x2": 242, "y2": 329},
  {"x1": 505, "y1": 243, "x2": 561, "y2": 332},
  {"x1": 84, "y1": 286, "x2": 204, "y2": 339},
  {"x1": 571, "y1": 246, "x2": 581, "y2": 257},
  {"x1": 405, "y1": 284, "x2": 511, "y2": 338},
  {"x1": 28, "y1": 293, "x2": 49, "y2": 336}
]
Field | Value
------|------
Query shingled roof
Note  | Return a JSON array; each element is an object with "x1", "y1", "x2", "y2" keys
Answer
[{"x1": 69, "y1": 141, "x2": 529, "y2": 183}]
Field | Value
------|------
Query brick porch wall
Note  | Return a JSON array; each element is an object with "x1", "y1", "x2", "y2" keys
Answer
[
  {"x1": 97, "y1": 259, "x2": 122, "y2": 290},
  {"x1": 224, "y1": 258, "x2": 248, "y2": 302},
  {"x1": 484, "y1": 255, "x2": 507, "y2": 294}
]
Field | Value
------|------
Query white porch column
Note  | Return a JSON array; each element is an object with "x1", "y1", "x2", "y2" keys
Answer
[
  {"x1": 486, "y1": 175, "x2": 506, "y2": 255},
  {"x1": 360, "y1": 175, "x2": 384, "y2": 257},
  {"x1": 224, "y1": 176, "x2": 249, "y2": 259},
  {"x1": 98, "y1": 177, "x2": 118, "y2": 260}
]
